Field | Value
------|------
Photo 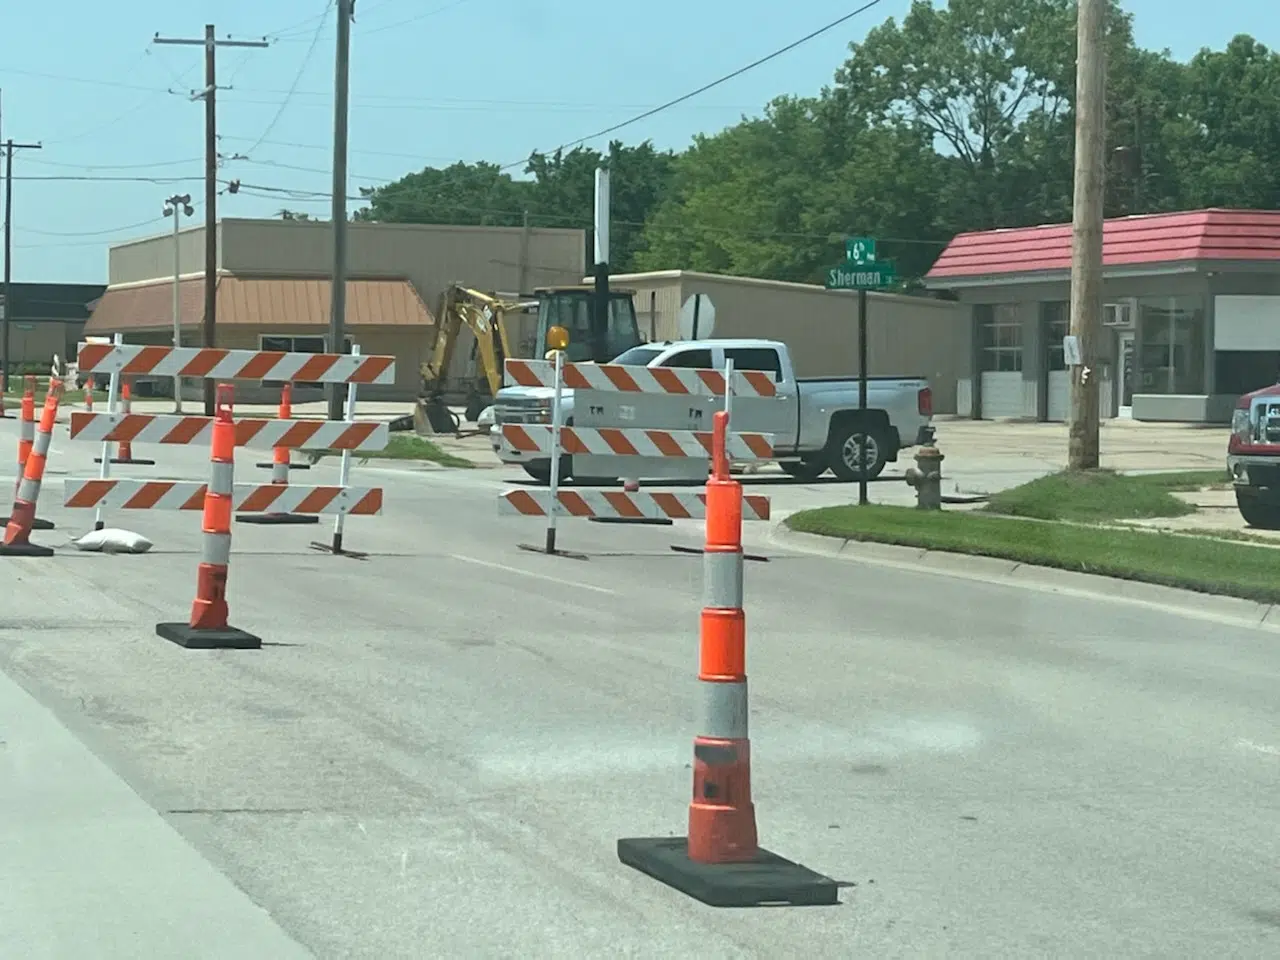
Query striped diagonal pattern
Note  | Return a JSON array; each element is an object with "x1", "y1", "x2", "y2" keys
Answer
[
  {"x1": 499, "y1": 424, "x2": 774, "y2": 461},
  {"x1": 62, "y1": 479, "x2": 384, "y2": 515},
  {"x1": 498, "y1": 489, "x2": 770, "y2": 521},
  {"x1": 69, "y1": 413, "x2": 389, "y2": 451},
  {"x1": 502, "y1": 358, "x2": 778, "y2": 398},
  {"x1": 75, "y1": 342, "x2": 396, "y2": 385}
]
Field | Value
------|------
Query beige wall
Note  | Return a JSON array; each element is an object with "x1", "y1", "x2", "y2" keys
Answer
[
  {"x1": 609, "y1": 271, "x2": 972, "y2": 414},
  {"x1": 109, "y1": 225, "x2": 208, "y2": 286}
]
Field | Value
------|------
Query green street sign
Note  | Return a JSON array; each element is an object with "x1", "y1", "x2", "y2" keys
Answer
[
  {"x1": 845, "y1": 236, "x2": 876, "y2": 265},
  {"x1": 825, "y1": 261, "x2": 896, "y2": 290}
]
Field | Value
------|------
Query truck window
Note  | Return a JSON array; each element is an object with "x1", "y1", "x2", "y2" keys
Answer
[
  {"x1": 724, "y1": 347, "x2": 783, "y2": 381},
  {"x1": 660, "y1": 348, "x2": 715, "y2": 369}
]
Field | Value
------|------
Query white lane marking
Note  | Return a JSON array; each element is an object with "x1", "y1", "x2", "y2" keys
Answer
[
  {"x1": 1237, "y1": 738, "x2": 1280, "y2": 757},
  {"x1": 449, "y1": 553, "x2": 617, "y2": 595}
]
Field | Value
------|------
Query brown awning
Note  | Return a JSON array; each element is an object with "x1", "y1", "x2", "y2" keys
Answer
[{"x1": 86, "y1": 275, "x2": 435, "y2": 335}]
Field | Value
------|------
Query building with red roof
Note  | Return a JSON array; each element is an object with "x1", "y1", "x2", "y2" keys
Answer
[{"x1": 923, "y1": 209, "x2": 1280, "y2": 422}]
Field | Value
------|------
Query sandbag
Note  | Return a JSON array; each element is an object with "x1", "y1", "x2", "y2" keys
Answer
[{"x1": 72, "y1": 528, "x2": 154, "y2": 554}]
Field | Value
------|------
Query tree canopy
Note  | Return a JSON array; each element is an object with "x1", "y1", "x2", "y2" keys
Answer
[{"x1": 352, "y1": 0, "x2": 1280, "y2": 286}]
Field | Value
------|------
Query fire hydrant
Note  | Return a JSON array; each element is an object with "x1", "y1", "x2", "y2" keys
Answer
[{"x1": 905, "y1": 427, "x2": 944, "y2": 510}]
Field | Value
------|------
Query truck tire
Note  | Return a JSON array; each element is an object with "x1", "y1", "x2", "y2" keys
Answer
[
  {"x1": 523, "y1": 456, "x2": 572, "y2": 485},
  {"x1": 780, "y1": 457, "x2": 828, "y2": 481},
  {"x1": 1235, "y1": 489, "x2": 1280, "y2": 529},
  {"x1": 826, "y1": 421, "x2": 889, "y2": 482}
]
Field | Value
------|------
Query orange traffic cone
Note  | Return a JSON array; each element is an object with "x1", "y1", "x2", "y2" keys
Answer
[
  {"x1": 156, "y1": 383, "x2": 261, "y2": 650},
  {"x1": 241, "y1": 383, "x2": 317, "y2": 526},
  {"x1": 1, "y1": 377, "x2": 63, "y2": 557},
  {"x1": 617, "y1": 410, "x2": 837, "y2": 907},
  {"x1": 2, "y1": 377, "x2": 55, "y2": 532},
  {"x1": 95, "y1": 379, "x2": 156, "y2": 466}
]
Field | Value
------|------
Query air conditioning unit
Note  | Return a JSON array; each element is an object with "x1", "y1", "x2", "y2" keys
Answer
[{"x1": 1102, "y1": 301, "x2": 1135, "y2": 328}]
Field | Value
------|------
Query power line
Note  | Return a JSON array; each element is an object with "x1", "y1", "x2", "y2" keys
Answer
[
  {"x1": 360, "y1": 0, "x2": 475, "y2": 36},
  {"x1": 537, "y1": 0, "x2": 889, "y2": 157},
  {"x1": 241, "y1": 1, "x2": 334, "y2": 156}
]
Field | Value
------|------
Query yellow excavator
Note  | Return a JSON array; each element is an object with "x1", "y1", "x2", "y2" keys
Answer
[
  {"x1": 417, "y1": 283, "x2": 536, "y2": 434},
  {"x1": 416, "y1": 283, "x2": 644, "y2": 435}
]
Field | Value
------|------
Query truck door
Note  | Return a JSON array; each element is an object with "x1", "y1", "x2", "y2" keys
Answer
[{"x1": 720, "y1": 345, "x2": 797, "y2": 456}]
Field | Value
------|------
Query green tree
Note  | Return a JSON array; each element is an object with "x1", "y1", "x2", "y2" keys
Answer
[
  {"x1": 525, "y1": 141, "x2": 676, "y2": 272},
  {"x1": 353, "y1": 161, "x2": 533, "y2": 226}
]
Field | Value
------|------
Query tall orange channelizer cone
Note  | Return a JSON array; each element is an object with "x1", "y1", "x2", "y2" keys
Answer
[
  {"x1": 96, "y1": 379, "x2": 156, "y2": 466},
  {"x1": 256, "y1": 382, "x2": 311, "y2": 470},
  {"x1": 84, "y1": 376, "x2": 94, "y2": 411},
  {"x1": 156, "y1": 383, "x2": 262, "y2": 650},
  {"x1": 241, "y1": 383, "x2": 318, "y2": 525},
  {"x1": 1, "y1": 377, "x2": 64, "y2": 557},
  {"x1": 3, "y1": 377, "x2": 55, "y2": 532},
  {"x1": 617, "y1": 409, "x2": 838, "y2": 908}
]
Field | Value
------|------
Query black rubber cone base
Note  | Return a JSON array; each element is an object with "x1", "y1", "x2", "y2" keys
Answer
[
  {"x1": 236, "y1": 513, "x2": 320, "y2": 525},
  {"x1": 0, "y1": 516, "x2": 54, "y2": 531},
  {"x1": 256, "y1": 461, "x2": 311, "y2": 471},
  {"x1": 95, "y1": 456, "x2": 157, "y2": 466},
  {"x1": 156, "y1": 622, "x2": 262, "y2": 650},
  {"x1": 0, "y1": 541, "x2": 55, "y2": 558},
  {"x1": 617, "y1": 837, "x2": 838, "y2": 908}
]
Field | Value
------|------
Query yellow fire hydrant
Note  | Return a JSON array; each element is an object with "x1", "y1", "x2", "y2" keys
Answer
[{"x1": 905, "y1": 429, "x2": 944, "y2": 510}]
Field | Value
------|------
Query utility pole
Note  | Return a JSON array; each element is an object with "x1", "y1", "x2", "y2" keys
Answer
[
  {"x1": 164, "y1": 193, "x2": 195, "y2": 412},
  {"x1": 327, "y1": 0, "x2": 355, "y2": 422},
  {"x1": 2, "y1": 136, "x2": 42, "y2": 395},
  {"x1": 1068, "y1": 0, "x2": 1106, "y2": 470},
  {"x1": 153, "y1": 26, "x2": 267, "y2": 416}
]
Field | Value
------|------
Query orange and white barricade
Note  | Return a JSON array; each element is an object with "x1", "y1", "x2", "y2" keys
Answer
[
  {"x1": 617, "y1": 409, "x2": 837, "y2": 907},
  {"x1": 65, "y1": 340, "x2": 392, "y2": 545},
  {"x1": 496, "y1": 353, "x2": 772, "y2": 556}
]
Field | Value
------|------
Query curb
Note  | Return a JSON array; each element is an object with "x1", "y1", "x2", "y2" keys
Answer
[{"x1": 767, "y1": 522, "x2": 1280, "y2": 634}]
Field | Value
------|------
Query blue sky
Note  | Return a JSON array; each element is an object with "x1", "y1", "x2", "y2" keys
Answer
[{"x1": 0, "y1": 0, "x2": 1275, "y2": 283}]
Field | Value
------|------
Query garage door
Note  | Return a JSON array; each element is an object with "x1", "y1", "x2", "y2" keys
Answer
[
  {"x1": 1046, "y1": 370, "x2": 1070, "y2": 421},
  {"x1": 980, "y1": 372, "x2": 1024, "y2": 419}
]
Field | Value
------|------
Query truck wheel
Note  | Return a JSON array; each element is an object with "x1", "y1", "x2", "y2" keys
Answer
[
  {"x1": 523, "y1": 456, "x2": 572, "y2": 485},
  {"x1": 780, "y1": 457, "x2": 828, "y2": 481},
  {"x1": 827, "y1": 423, "x2": 888, "y2": 482},
  {"x1": 1235, "y1": 490, "x2": 1280, "y2": 529}
]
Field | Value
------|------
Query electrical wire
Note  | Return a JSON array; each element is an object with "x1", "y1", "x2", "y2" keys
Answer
[
  {"x1": 360, "y1": 0, "x2": 475, "y2": 36},
  {"x1": 534, "y1": 0, "x2": 889, "y2": 157},
  {"x1": 240, "y1": 1, "x2": 335, "y2": 156}
]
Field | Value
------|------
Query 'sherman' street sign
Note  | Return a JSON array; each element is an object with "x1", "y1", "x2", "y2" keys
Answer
[{"x1": 825, "y1": 262, "x2": 896, "y2": 290}]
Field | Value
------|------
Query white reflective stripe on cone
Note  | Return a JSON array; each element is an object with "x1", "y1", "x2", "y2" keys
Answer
[
  {"x1": 201, "y1": 531, "x2": 232, "y2": 566},
  {"x1": 697, "y1": 679, "x2": 749, "y2": 741},
  {"x1": 16, "y1": 478, "x2": 41, "y2": 503},
  {"x1": 20, "y1": 420, "x2": 33, "y2": 441},
  {"x1": 30, "y1": 428, "x2": 53, "y2": 457},
  {"x1": 703, "y1": 548, "x2": 744, "y2": 610},
  {"x1": 209, "y1": 460, "x2": 234, "y2": 495},
  {"x1": 272, "y1": 459, "x2": 288, "y2": 485}
]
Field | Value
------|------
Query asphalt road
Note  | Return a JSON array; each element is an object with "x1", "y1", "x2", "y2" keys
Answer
[{"x1": 1, "y1": 417, "x2": 1278, "y2": 958}]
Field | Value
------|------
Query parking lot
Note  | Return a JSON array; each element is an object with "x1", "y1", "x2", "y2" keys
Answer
[{"x1": 4, "y1": 409, "x2": 1273, "y2": 958}]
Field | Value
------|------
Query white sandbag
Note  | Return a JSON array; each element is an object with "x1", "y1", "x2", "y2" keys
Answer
[{"x1": 72, "y1": 528, "x2": 154, "y2": 554}]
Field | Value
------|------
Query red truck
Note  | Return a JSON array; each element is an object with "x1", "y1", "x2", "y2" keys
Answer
[{"x1": 1228, "y1": 384, "x2": 1280, "y2": 528}]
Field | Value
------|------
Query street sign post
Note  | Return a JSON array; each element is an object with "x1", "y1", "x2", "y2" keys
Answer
[{"x1": 825, "y1": 238, "x2": 898, "y2": 506}]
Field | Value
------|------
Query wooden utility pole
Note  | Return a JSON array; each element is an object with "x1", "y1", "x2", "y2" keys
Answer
[
  {"x1": 327, "y1": 0, "x2": 354, "y2": 422},
  {"x1": 1068, "y1": 0, "x2": 1107, "y2": 470},
  {"x1": 2, "y1": 137, "x2": 42, "y2": 395},
  {"x1": 153, "y1": 27, "x2": 267, "y2": 416}
]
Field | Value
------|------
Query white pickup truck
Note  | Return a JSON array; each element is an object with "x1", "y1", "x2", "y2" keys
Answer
[{"x1": 490, "y1": 338, "x2": 933, "y2": 483}]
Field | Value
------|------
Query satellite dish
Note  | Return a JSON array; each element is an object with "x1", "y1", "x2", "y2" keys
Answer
[{"x1": 678, "y1": 294, "x2": 716, "y2": 340}]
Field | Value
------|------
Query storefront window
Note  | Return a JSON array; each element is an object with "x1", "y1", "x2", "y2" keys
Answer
[
  {"x1": 1137, "y1": 297, "x2": 1205, "y2": 394},
  {"x1": 1042, "y1": 301, "x2": 1069, "y2": 371},
  {"x1": 979, "y1": 304, "x2": 1022, "y2": 372}
]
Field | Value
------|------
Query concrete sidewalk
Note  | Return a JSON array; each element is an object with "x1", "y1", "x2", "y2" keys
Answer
[{"x1": 0, "y1": 668, "x2": 311, "y2": 960}]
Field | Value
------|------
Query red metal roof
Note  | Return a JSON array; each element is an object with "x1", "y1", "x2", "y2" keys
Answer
[{"x1": 926, "y1": 208, "x2": 1280, "y2": 280}]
